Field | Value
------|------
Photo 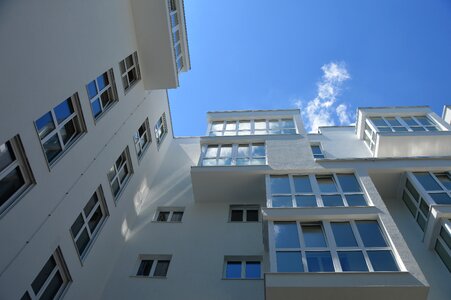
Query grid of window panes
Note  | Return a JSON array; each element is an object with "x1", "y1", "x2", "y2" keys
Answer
[
  {"x1": 224, "y1": 258, "x2": 262, "y2": 279},
  {"x1": 0, "y1": 136, "x2": 34, "y2": 215},
  {"x1": 35, "y1": 94, "x2": 84, "y2": 165},
  {"x1": 201, "y1": 143, "x2": 266, "y2": 166},
  {"x1": 273, "y1": 220, "x2": 399, "y2": 272},
  {"x1": 70, "y1": 188, "x2": 108, "y2": 259},
  {"x1": 134, "y1": 118, "x2": 151, "y2": 159},
  {"x1": 310, "y1": 144, "x2": 325, "y2": 159},
  {"x1": 168, "y1": 0, "x2": 183, "y2": 71},
  {"x1": 21, "y1": 248, "x2": 71, "y2": 300},
  {"x1": 119, "y1": 52, "x2": 141, "y2": 92},
  {"x1": 435, "y1": 219, "x2": 451, "y2": 272},
  {"x1": 86, "y1": 69, "x2": 118, "y2": 120},
  {"x1": 363, "y1": 120, "x2": 377, "y2": 152},
  {"x1": 368, "y1": 116, "x2": 440, "y2": 133},
  {"x1": 209, "y1": 119, "x2": 296, "y2": 136},
  {"x1": 154, "y1": 113, "x2": 168, "y2": 146},
  {"x1": 229, "y1": 205, "x2": 259, "y2": 222},
  {"x1": 269, "y1": 174, "x2": 367, "y2": 208},
  {"x1": 107, "y1": 149, "x2": 132, "y2": 199},
  {"x1": 155, "y1": 208, "x2": 184, "y2": 222},
  {"x1": 136, "y1": 256, "x2": 171, "y2": 277}
]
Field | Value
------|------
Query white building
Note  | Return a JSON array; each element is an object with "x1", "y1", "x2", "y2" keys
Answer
[{"x1": 0, "y1": 1, "x2": 450, "y2": 300}]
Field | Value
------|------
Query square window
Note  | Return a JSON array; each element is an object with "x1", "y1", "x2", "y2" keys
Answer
[
  {"x1": 224, "y1": 257, "x2": 262, "y2": 279},
  {"x1": 154, "y1": 207, "x2": 184, "y2": 222},
  {"x1": 135, "y1": 255, "x2": 171, "y2": 278},
  {"x1": 229, "y1": 205, "x2": 259, "y2": 222},
  {"x1": 119, "y1": 52, "x2": 141, "y2": 92},
  {"x1": 86, "y1": 69, "x2": 118, "y2": 120},
  {"x1": 35, "y1": 94, "x2": 85, "y2": 165}
]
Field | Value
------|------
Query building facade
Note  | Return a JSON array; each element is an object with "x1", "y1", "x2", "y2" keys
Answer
[{"x1": 0, "y1": 1, "x2": 450, "y2": 300}]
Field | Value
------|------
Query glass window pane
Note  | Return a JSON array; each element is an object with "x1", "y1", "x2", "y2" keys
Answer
[
  {"x1": 217, "y1": 158, "x2": 232, "y2": 166},
  {"x1": 236, "y1": 158, "x2": 250, "y2": 165},
  {"x1": 251, "y1": 158, "x2": 266, "y2": 165},
  {"x1": 416, "y1": 116, "x2": 433, "y2": 125},
  {"x1": 274, "y1": 222, "x2": 300, "y2": 248},
  {"x1": 367, "y1": 251, "x2": 398, "y2": 271},
  {"x1": 54, "y1": 98, "x2": 74, "y2": 124},
  {"x1": 254, "y1": 120, "x2": 266, "y2": 130},
  {"x1": 171, "y1": 212, "x2": 183, "y2": 222},
  {"x1": 440, "y1": 227, "x2": 451, "y2": 249},
  {"x1": 419, "y1": 199, "x2": 429, "y2": 216},
  {"x1": 226, "y1": 261, "x2": 241, "y2": 278},
  {"x1": 370, "y1": 117, "x2": 388, "y2": 127},
  {"x1": 219, "y1": 145, "x2": 232, "y2": 157},
  {"x1": 0, "y1": 166, "x2": 25, "y2": 205},
  {"x1": 306, "y1": 251, "x2": 334, "y2": 272},
  {"x1": 302, "y1": 224, "x2": 327, "y2": 247},
  {"x1": 137, "y1": 260, "x2": 153, "y2": 276},
  {"x1": 331, "y1": 222, "x2": 358, "y2": 247},
  {"x1": 88, "y1": 206, "x2": 103, "y2": 232},
  {"x1": 246, "y1": 210, "x2": 259, "y2": 222},
  {"x1": 417, "y1": 214, "x2": 427, "y2": 231},
  {"x1": 429, "y1": 193, "x2": 451, "y2": 204},
  {"x1": 36, "y1": 112, "x2": 55, "y2": 139},
  {"x1": 311, "y1": 145, "x2": 322, "y2": 155},
  {"x1": 293, "y1": 176, "x2": 312, "y2": 193},
  {"x1": 435, "y1": 240, "x2": 451, "y2": 272},
  {"x1": 91, "y1": 99, "x2": 102, "y2": 118},
  {"x1": 157, "y1": 211, "x2": 169, "y2": 221},
  {"x1": 70, "y1": 214, "x2": 84, "y2": 237},
  {"x1": 268, "y1": 120, "x2": 279, "y2": 129},
  {"x1": 204, "y1": 146, "x2": 218, "y2": 158},
  {"x1": 237, "y1": 145, "x2": 249, "y2": 157},
  {"x1": 276, "y1": 252, "x2": 303, "y2": 272},
  {"x1": 60, "y1": 120, "x2": 76, "y2": 145},
  {"x1": 280, "y1": 119, "x2": 295, "y2": 128},
  {"x1": 43, "y1": 134, "x2": 62, "y2": 163},
  {"x1": 435, "y1": 173, "x2": 451, "y2": 190},
  {"x1": 31, "y1": 256, "x2": 56, "y2": 293},
  {"x1": 20, "y1": 292, "x2": 31, "y2": 300},
  {"x1": 402, "y1": 190, "x2": 416, "y2": 217},
  {"x1": 154, "y1": 260, "x2": 170, "y2": 276},
  {"x1": 76, "y1": 228, "x2": 90, "y2": 255},
  {"x1": 406, "y1": 179, "x2": 419, "y2": 201},
  {"x1": 385, "y1": 117, "x2": 401, "y2": 126},
  {"x1": 211, "y1": 122, "x2": 223, "y2": 131},
  {"x1": 239, "y1": 121, "x2": 251, "y2": 130},
  {"x1": 0, "y1": 141, "x2": 14, "y2": 172},
  {"x1": 345, "y1": 194, "x2": 367, "y2": 206},
  {"x1": 272, "y1": 196, "x2": 292, "y2": 208},
  {"x1": 316, "y1": 176, "x2": 337, "y2": 193},
  {"x1": 97, "y1": 72, "x2": 109, "y2": 91},
  {"x1": 251, "y1": 145, "x2": 265, "y2": 157},
  {"x1": 225, "y1": 122, "x2": 236, "y2": 131},
  {"x1": 322, "y1": 195, "x2": 344, "y2": 206},
  {"x1": 338, "y1": 251, "x2": 368, "y2": 271},
  {"x1": 270, "y1": 176, "x2": 291, "y2": 194},
  {"x1": 86, "y1": 80, "x2": 97, "y2": 99},
  {"x1": 402, "y1": 117, "x2": 418, "y2": 126},
  {"x1": 231, "y1": 210, "x2": 243, "y2": 222},
  {"x1": 337, "y1": 174, "x2": 362, "y2": 193},
  {"x1": 356, "y1": 221, "x2": 387, "y2": 247},
  {"x1": 414, "y1": 172, "x2": 442, "y2": 191},
  {"x1": 295, "y1": 195, "x2": 317, "y2": 207},
  {"x1": 245, "y1": 262, "x2": 261, "y2": 278},
  {"x1": 202, "y1": 158, "x2": 216, "y2": 166},
  {"x1": 39, "y1": 270, "x2": 63, "y2": 300}
]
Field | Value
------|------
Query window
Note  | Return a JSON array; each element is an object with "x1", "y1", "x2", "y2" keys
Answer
[
  {"x1": 273, "y1": 220, "x2": 399, "y2": 272},
  {"x1": 224, "y1": 257, "x2": 262, "y2": 279},
  {"x1": 269, "y1": 174, "x2": 367, "y2": 208},
  {"x1": 21, "y1": 248, "x2": 71, "y2": 300},
  {"x1": 168, "y1": 0, "x2": 183, "y2": 71},
  {"x1": 133, "y1": 118, "x2": 152, "y2": 159},
  {"x1": 86, "y1": 69, "x2": 118, "y2": 120},
  {"x1": 368, "y1": 116, "x2": 440, "y2": 133},
  {"x1": 107, "y1": 148, "x2": 132, "y2": 200},
  {"x1": 0, "y1": 136, "x2": 34, "y2": 216},
  {"x1": 70, "y1": 187, "x2": 108, "y2": 259},
  {"x1": 154, "y1": 207, "x2": 184, "y2": 222},
  {"x1": 35, "y1": 94, "x2": 85, "y2": 165},
  {"x1": 201, "y1": 143, "x2": 266, "y2": 166},
  {"x1": 435, "y1": 219, "x2": 451, "y2": 272},
  {"x1": 209, "y1": 118, "x2": 296, "y2": 136},
  {"x1": 135, "y1": 255, "x2": 171, "y2": 277},
  {"x1": 154, "y1": 113, "x2": 168, "y2": 146},
  {"x1": 403, "y1": 172, "x2": 451, "y2": 231},
  {"x1": 229, "y1": 205, "x2": 259, "y2": 222},
  {"x1": 119, "y1": 51, "x2": 140, "y2": 92},
  {"x1": 310, "y1": 144, "x2": 324, "y2": 159}
]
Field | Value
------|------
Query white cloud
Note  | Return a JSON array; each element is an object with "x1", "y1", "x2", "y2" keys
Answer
[{"x1": 295, "y1": 61, "x2": 354, "y2": 132}]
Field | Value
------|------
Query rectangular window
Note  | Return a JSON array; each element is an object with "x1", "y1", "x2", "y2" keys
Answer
[
  {"x1": 223, "y1": 257, "x2": 262, "y2": 279},
  {"x1": 269, "y1": 174, "x2": 367, "y2": 208},
  {"x1": 107, "y1": 148, "x2": 132, "y2": 200},
  {"x1": 70, "y1": 187, "x2": 108, "y2": 259},
  {"x1": 310, "y1": 144, "x2": 325, "y2": 159},
  {"x1": 209, "y1": 118, "x2": 296, "y2": 136},
  {"x1": 134, "y1": 118, "x2": 152, "y2": 159},
  {"x1": 0, "y1": 136, "x2": 34, "y2": 216},
  {"x1": 154, "y1": 207, "x2": 184, "y2": 222},
  {"x1": 201, "y1": 143, "x2": 266, "y2": 166},
  {"x1": 86, "y1": 69, "x2": 118, "y2": 120},
  {"x1": 273, "y1": 220, "x2": 399, "y2": 272},
  {"x1": 154, "y1": 113, "x2": 168, "y2": 146},
  {"x1": 368, "y1": 115, "x2": 440, "y2": 133},
  {"x1": 229, "y1": 205, "x2": 259, "y2": 222},
  {"x1": 35, "y1": 94, "x2": 85, "y2": 165},
  {"x1": 435, "y1": 220, "x2": 451, "y2": 272},
  {"x1": 21, "y1": 248, "x2": 71, "y2": 300},
  {"x1": 135, "y1": 255, "x2": 171, "y2": 277},
  {"x1": 119, "y1": 51, "x2": 141, "y2": 92}
]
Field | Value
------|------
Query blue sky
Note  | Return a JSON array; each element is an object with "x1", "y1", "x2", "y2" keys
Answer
[{"x1": 169, "y1": 0, "x2": 451, "y2": 136}]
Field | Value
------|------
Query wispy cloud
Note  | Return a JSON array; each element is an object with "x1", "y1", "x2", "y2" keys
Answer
[{"x1": 294, "y1": 62, "x2": 354, "y2": 132}]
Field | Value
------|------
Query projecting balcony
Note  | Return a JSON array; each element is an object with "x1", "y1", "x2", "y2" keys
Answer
[
  {"x1": 130, "y1": 0, "x2": 190, "y2": 89},
  {"x1": 265, "y1": 272, "x2": 428, "y2": 300},
  {"x1": 356, "y1": 107, "x2": 451, "y2": 158}
]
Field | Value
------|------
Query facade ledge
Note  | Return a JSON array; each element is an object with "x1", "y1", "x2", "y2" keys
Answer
[{"x1": 261, "y1": 206, "x2": 381, "y2": 221}]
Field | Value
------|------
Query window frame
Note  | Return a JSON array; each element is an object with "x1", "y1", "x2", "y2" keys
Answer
[
  {"x1": 119, "y1": 51, "x2": 141, "y2": 93},
  {"x1": 21, "y1": 248, "x2": 71, "y2": 300},
  {"x1": 153, "y1": 207, "x2": 185, "y2": 223},
  {"x1": 434, "y1": 219, "x2": 451, "y2": 272},
  {"x1": 229, "y1": 205, "x2": 260, "y2": 222},
  {"x1": 34, "y1": 93, "x2": 86, "y2": 167},
  {"x1": 0, "y1": 135, "x2": 35, "y2": 217},
  {"x1": 208, "y1": 118, "x2": 297, "y2": 136},
  {"x1": 154, "y1": 113, "x2": 168, "y2": 147},
  {"x1": 368, "y1": 115, "x2": 440, "y2": 133},
  {"x1": 85, "y1": 69, "x2": 119, "y2": 122},
  {"x1": 69, "y1": 186, "x2": 109, "y2": 261},
  {"x1": 223, "y1": 256, "x2": 263, "y2": 279},
  {"x1": 134, "y1": 255, "x2": 172, "y2": 278},
  {"x1": 200, "y1": 143, "x2": 267, "y2": 166},
  {"x1": 133, "y1": 118, "x2": 152, "y2": 160},
  {"x1": 310, "y1": 143, "x2": 325, "y2": 159},
  {"x1": 107, "y1": 148, "x2": 133, "y2": 201}
]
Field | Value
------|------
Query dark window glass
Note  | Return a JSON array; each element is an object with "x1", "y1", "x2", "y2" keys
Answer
[
  {"x1": 317, "y1": 176, "x2": 337, "y2": 193},
  {"x1": 406, "y1": 179, "x2": 419, "y2": 200},
  {"x1": 70, "y1": 214, "x2": 84, "y2": 237},
  {"x1": 39, "y1": 270, "x2": 63, "y2": 300},
  {"x1": 43, "y1": 134, "x2": 62, "y2": 163},
  {"x1": 226, "y1": 261, "x2": 241, "y2": 278},
  {"x1": 137, "y1": 260, "x2": 153, "y2": 276},
  {"x1": 338, "y1": 251, "x2": 368, "y2": 271},
  {"x1": 367, "y1": 251, "x2": 398, "y2": 271},
  {"x1": 293, "y1": 175, "x2": 312, "y2": 193},
  {"x1": 157, "y1": 212, "x2": 169, "y2": 222},
  {"x1": 0, "y1": 167, "x2": 25, "y2": 206},
  {"x1": 414, "y1": 173, "x2": 442, "y2": 191},
  {"x1": 36, "y1": 112, "x2": 55, "y2": 139},
  {"x1": 435, "y1": 240, "x2": 451, "y2": 272},
  {"x1": 88, "y1": 206, "x2": 103, "y2": 232},
  {"x1": 274, "y1": 222, "x2": 300, "y2": 248},
  {"x1": 345, "y1": 194, "x2": 367, "y2": 206},
  {"x1": 322, "y1": 195, "x2": 344, "y2": 206},
  {"x1": 31, "y1": 256, "x2": 56, "y2": 293},
  {"x1": 272, "y1": 196, "x2": 292, "y2": 207},
  {"x1": 331, "y1": 222, "x2": 358, "y2": 247},
  {"x1": 231, "y1": 210, "x2": 243, "y2": 222},
  {"x1": 306, "y1": 251, "x2": 334, "y2": 272},
  {"x1": 171, "y1": 212, "x2": 183, "y2": 222},
  {"x1": 54, "y1": 98, "x2": 73, "y2": 124},
  {"x1": 337, "y1": 174, "x2": 362, "y2": 193},
  {"x1": 86, "y1": 81, "x2": 97, "y2": 99},
  {"x1": 60, "y1": 120, "x2": 76, "y2": 144},
  {"x1": 246, "y1": 210, "x2": 258, "y2": 222},
  {"x1": 276, "y1": 252, "x2": 303, "y2": 272},
  {"x1": 97, "y1": 73, "x2": 108, "y2": 90},
  {"x1": 0, "y1": 141, "x2": 14, "y2": 172},
  {"x1": 20, "y1": 292, "x2": 32, "y2": 300},
  {"x1": 270, "y1": 176, "x2": 291, "y2": 194},
  {"x1": 302, "y1": 224, "x2": 327, "y2": 247},
  {"x1": 295, "y1": 195, "x2": 317, "y2": 207},
  {"x1": 440, "y1": 227, "x2": 451, "y2": 249},
  {"x1": 154, "y1": 260, "x2": 170, "y2": 277},
  {"x1": 75, "y1": 228, "x2": 90, "y2": 255},
  {"x1": 435, "y1": 173, "x2": 451, "y2": 190},
  {"x1": 430, "y1": 193, "x2": 451, "y2": 204},
  {"x1": 356, "y1": 221, "x2": 387, "y2": 247},
  {"x1": 84, "y1": 193, "x2": 98, "y2": 216},
  {"x1": 245, "y1": 262, "x2": 261, "y2": 278}
]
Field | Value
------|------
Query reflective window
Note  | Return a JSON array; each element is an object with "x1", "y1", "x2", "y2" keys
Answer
[
  {"x1": 224, "y1": 258, "x2": 262, "y2": 279},
  {"x1": 208, "y1": 118, "x2": 297, "y2": 136},
  {"x1": 134, "y1": 118, "x2": 152, "y2": 159},
  {"x1": 338, "y1": 251, "x2": 368, "y2": 271},
  {"x1": 274, "y1": 222, "x2": 300, "y2": 248},
  {"x1": 435, "y1": 221, "x2": 451, "y2": 272},
  {"x1": 229, "y1": 205, "x2": 259, "y2": 222},
  {"x1": 154, "y1": 207, "x2": 184, "y2": 222},
  {"x1": 119, "y1": 51, "x2": 141, "y2": 91},
  {"x1": 302, "y1": 224, "x2": 327, "y2": 247},
  {"x1": 331, "y1": 222, "x2": 357, "y2": 247},
  {"x1": 107, "y1": 148, "x2": 132, "y2": 200},
  {"x1": 310, "y1": 144, "x2": 325, "y2": 159},
  {"x1": 86, "y1": 69, "x2": 118, "y2": 119},
  {"x1": 154, "y1": 113, "x2": 168, "y2": 146},
  {"x1": 136, "y1": 256, "x2": 171, "y2": 277},
  {"x1": 201, "y1": 143, "x2": 266, "y2": 166},
  {"x1": 306, "y1": 251, "x2": 334, "y2": 272},
  {"x1": 276, "y1": 252, "x2": 303, "y2": 272}
]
